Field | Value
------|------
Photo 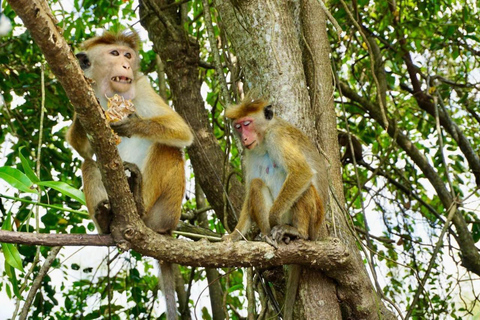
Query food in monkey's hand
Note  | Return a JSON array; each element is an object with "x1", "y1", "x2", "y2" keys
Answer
[
  {"x1": 105, "y1": 94, "x2": 136, "y2": 144},
  {"x1": 105, "y1": 94, "x2": 136, "y2": 122}
]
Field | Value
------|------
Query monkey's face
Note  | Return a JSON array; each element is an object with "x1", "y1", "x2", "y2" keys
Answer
[
  {"x1": 234, "y1": 117, "x2": 263, "y2": 150},
  {"x1": 87, "y1": 45, "x2": 137, "y2": 99}
]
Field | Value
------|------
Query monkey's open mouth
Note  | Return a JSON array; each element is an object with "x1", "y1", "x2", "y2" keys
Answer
[{"x1": 111, "y1": 76, "x2": 132, "y2": 84}]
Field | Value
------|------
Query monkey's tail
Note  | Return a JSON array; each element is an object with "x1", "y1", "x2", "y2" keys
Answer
[
  {"x1": 159, "y1": 261, "x2": 177, "y2": 320},
  {"x1": 284, "y1": 264, "x2": 301, "y2": 320}
]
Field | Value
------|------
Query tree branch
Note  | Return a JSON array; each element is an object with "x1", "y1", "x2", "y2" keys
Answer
[
  {"x1": 18, "y1": 246, "x2": 62, "y2": 320},
  {"x1": 0, "y1": 229, "x2": 349, "y2": 271},
  {"x1": 339, "y1": 81, "x2": 480, "y2": 276},
  {"x1": 0, "y1": 230, "x2": 115, "y2": 246},
  {"x1": 7, "y1": 0, "x2": 138, "y2": 244},
  {"x1": 387, "y1": 1, "x2": 480, "y2": 187}
]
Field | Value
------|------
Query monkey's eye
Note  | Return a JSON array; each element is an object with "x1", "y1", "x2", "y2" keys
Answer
[
  {"x1": 243, "y1": 121, "x2": 251, "y2": 126},
  {"x1": 110, "y1": 50, "x2": 120, "y2": 56},
  {"x1": 234, "y1": 123, "x2": 241, "y2": 130},
  {"x1": 125, "y1": 52, "x2": 132, "y2": 59}
]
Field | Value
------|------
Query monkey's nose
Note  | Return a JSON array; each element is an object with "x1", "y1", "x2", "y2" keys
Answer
[{"x1": 123, "y1": 64, "x2": 130, "y2": 70}]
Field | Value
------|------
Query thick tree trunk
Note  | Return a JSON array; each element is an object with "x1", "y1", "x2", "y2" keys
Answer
[
  {"x1": 139, "y1": 0, "x2": 244, "y2": 231},
  {"x1": 215, "y1": 0, "x2": 394, "y2": 318}
]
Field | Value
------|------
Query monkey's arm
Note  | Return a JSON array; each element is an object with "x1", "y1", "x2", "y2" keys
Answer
[
  {"x1": 222, "y1": 200, "x2": 252, "y2": 242},
  {"x1": 110, "y1": 112, "x2": 193, "y2": 148},
  {"x1": 66, "y1": 114, "x2": 94, "y2": 159},
  {"x1": 267, "y1": 131, "x2": 313, "y2": 227},
  {"x1": 110, "y1": 76, "x2": 193, "y2": 148}
]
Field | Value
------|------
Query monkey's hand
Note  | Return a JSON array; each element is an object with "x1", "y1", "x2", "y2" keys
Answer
[
  {"x1": 110, "y1": 113, "x2": 139, "y2": 138},
  {"x1": 222, "y1": 231, "x2": 242, "y2": 242},
  {"x1": 94, "y1": 199, "x2": 112, "y2": 234},
  {"x1": 270, "y1": 225, "x2": 305, "y2": 244}
]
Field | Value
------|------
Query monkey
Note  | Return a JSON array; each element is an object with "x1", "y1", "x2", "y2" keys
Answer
[
  {"x1": 338, "y1": 131, "x2": 364, "y2": 165},
  {"x1": 222, "y1": 98, "x2": 328, "y2": 320},
  {"x1": 66, "y1": 30, "x2": 193, "y2": 320}
]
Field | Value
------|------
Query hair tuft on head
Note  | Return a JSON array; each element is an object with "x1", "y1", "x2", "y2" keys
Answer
[
  {"x1": 225, "y1": 97, "x2": 270, "y2": 120},
  {"x1": 82, "y1": 30, "x2": 140, "y2": 52}
]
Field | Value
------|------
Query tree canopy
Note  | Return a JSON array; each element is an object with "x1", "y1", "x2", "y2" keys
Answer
[{"x1": 0, "y1": 0, "x2": 479, "y2": 319}]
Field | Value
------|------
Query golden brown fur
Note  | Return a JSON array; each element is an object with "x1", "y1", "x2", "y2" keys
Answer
[
  {"x1": 224, "y1": 98, "x2": 266, "y2": 120},
  {"x1": 82, "y1": 30, "x2": 140, "y2": 52},
  {"x1": 66, "y1": 30, "x2": 192, "y2": 320},
  {"x1": 223, "y1": 98, "x2": 328, "y2": 320}
]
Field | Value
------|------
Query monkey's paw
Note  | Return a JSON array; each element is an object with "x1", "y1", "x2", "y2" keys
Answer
[
  {"x1": 270, "y1": 225, "x2": 304, "y2": 245},
  {"x1": 94, "y1": 199, "x2": 112, "y2": 234},
  {"x1": 222, "y1": 233, "x2": 239, "y2": 242},
  {"x1": 263, "y1": 235, "x2": 279, "y2": 249},
  {"x1": 110, "y1": 116, "x2": 137, "y2": 138}
]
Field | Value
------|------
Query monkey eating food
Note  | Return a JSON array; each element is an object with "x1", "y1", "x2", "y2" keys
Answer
[
  {"x1": 223, "y1": 98, "x2": 329, "y2": 320},
  {"x1": 66, "y1": 30, "x2": 193, "y2": 320}
]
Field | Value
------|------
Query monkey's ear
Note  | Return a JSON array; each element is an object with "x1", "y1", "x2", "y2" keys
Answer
[
  {"x1": 264, "y1": 104, "x2": 273, "y2": 120},
  {"x1": 76, "y1": 52, "x2": 91, "y2": 70}
]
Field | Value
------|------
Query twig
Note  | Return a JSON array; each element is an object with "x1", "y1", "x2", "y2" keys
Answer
[
  {"x1": 173, "y1": 230, "x2": 222, "y2": 242},
  {"x1": 339, "y1": 0, "x2": 388, "y2": 130},
  {"x1": 315, "y1": 0, "x2": 343, "y2": 40},
  {"x1": 0, "y1": 194, "x2": 88, "y2": 216},
  {"x1": 201, "y1": 0, "x2": 232, "y2": 105},
  {"x1": 405, "y1": 202, "x2": 458, "y2": 319},
  {"x1": 18, "y1": 246, "x2": 62, "y2": 320}
]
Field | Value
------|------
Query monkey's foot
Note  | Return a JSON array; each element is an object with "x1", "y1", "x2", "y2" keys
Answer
[
  {"x1": 222, "y1": 229, "x2": 243, "y2": 242},
  {"x1": 263, "y1": 235, "x2": 279, "y2": 249},
  {"x1": 94, "y1": 199, "x2": 112, "y2": 234},
  {"x1": 270, "y1": 225, "x2": 305, "y2": 244}
]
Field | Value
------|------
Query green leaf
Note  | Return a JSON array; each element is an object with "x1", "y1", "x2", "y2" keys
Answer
[
  {"x1": 0, "y1": 166, "x2": 38, "y2": 194},
  {"x1": 1, "y1": 212, "x2": 25, "y2": 272},
  {"x1": 227, "y1": 284, "x2": 244, "y2": 293},
  {"x1": 4, "y1": 262, "x2": 21, "y2": 299},
  {"x1": 37, "y1": 181, "x2": 86, "y2": 205},
  {"x1": 472, "y1": 222, "x2": 480, "y2": 243},
  {"x1": 1, "y1": 243, "x2": 24, "y2": 272},
  {"x1": 19, "y1": 147, "x2": 40, "y2": 183}
]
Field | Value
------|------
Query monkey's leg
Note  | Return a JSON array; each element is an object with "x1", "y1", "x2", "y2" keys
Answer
[
  {"x1": 123, "y1": 162, "x2": 145, "y2": 218},
  {"x1": 249, "y1": 178, "x2": 272, "y2": 236},
  {"x1": 271, "y1": 185, "x2": 317, "y2": 244},
  {"x1": 81, "y1": 158, "x2": 111, "y2": 234},
  {"x1": 248, "y1": 178, "x2": 281, "y2": 247},
  {"x1": 223, "y1": 178, "x2": 271, "y2": 242},
  {"x1": 222, "y1": 204, "x2": 252, "y2": 242},
  {"x1": 142, "y1": 146, "x2": 185, "y2": 234}
]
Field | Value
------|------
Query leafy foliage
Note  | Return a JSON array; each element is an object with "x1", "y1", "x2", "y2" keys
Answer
[{"x1": 1, "y1": 0, "x2": 479, "y2": 319}]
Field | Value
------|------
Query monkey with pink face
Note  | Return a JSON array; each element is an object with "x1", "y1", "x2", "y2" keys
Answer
[
  {"x1": 223, "y1": 98, "x2": 329, "y2": 320},
  {"x1": 67, "y1": 30, "x2": 193, "y2": 320}
]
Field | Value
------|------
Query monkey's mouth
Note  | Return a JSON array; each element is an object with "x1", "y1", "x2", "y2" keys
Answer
[
  {"x1": 111, "y1": 76, "x2": 133, "y2": 84},
  {"x1": 245, "y1": 141, "x2": 256, "y2": 149}
]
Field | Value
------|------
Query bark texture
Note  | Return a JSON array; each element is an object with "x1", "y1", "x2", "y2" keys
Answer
[{"x1": 215, "y1": 0, "x2": 395, "y2": 319}]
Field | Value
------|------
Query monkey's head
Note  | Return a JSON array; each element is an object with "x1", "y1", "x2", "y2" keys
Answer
[
  {"x1": 76, "y1": 30, "x2": 140, "y2": 100},
  {"x1": 226, "y1": 98, "x2": 274, "y2": 150}
]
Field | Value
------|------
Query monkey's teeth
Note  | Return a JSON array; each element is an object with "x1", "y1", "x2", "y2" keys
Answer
[{"x1": 111, "y1": 76, "x2": 132, "y2": 83}]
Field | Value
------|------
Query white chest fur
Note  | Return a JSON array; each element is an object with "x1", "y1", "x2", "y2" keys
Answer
[
  {"x1": 246, "y1": 151, "x2": 286, "y2": 201},
  {"x1": 116, "y1": 137, "x2": 152, "y2": 172}
]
